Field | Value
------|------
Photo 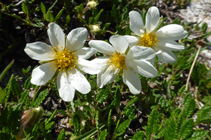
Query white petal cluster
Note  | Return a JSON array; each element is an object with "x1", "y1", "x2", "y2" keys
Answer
[
  {"x1": 24, "y1": 6, "x2": 187, "y2": 101},
  {"x1": 24, "y1": 23, "x2": 98, "y2": 102},
  {"x1": 124, "y1": 6, "x2": 188, "y2": 63},
  {"x1": 89, "y1": 35, "x2": 158, "y2": 94}
]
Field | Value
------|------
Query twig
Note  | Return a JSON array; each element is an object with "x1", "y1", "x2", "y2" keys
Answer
[{"x1": 185, "y1": 45, "x2": 201, "y2": 91}]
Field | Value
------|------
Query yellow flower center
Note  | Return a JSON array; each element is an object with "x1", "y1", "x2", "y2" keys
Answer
[
  {"x1": 52, "y1": 47, "x2": 77, "y2": 71},
  {"x1": 138, "y1": 32, "x2": 160, "y2": 48},
  {"x1": 107, "y1": 52, "x2": 126, "y2": 70}
]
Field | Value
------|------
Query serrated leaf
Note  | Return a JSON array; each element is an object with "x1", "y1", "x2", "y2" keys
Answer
[
  {"x1": 178, "y1": 118, "x2": 194, "y2": 139},
  {"x1": 18, "y1": 90, "x2": 29, "y2": 103},
  {"x1": 114, "y1": 85, "x2": 121, "y2": 107},
  {"x1": 45, "y1": 109, "x2": 57, "y2": 125},
  {"x1": 11, "y1": 75, "x2": 21, "y2": 97},
  {"x1": 117, "y1": 120, "x2": 131, "y2": 133},
  {"x1": 178, "y1": 85, "x2": 186, "y2": 95},
  {"x1": 111, "y1": 5, "x2": 117, "y2": 21},
  {"x1": 73, "y1": 114, "x2": 80, "y2": 135},
  {"x1": 57, "y1": 128, "x2": 65, "y2": 140},
  {"x1": 33, "y1": 89, "x2": 49, "y2": 107},
  {"x1": 40, "y1": 2, "x2": 46, "y2": 15},
  {"x1": 46, "y1": 11, "x2": 54, "y2": 22},
  {"x1": 182, "y1": 98, "x2": 195, "y2": 118},
  {"x1": 55, "y1": 9, "x2": 64, "y2": 21},
  {"x1": 132, "y1": 131, "x2": 144, "y2": 140},
  {"x1": 196, "y1": 106, "x2": 211, "y2": 123},
  {"x1": 95, "y1": 89, "x2": 109, "y2": 103},
  {"x1": 22, "y1": 2, "x2": 29, "y2": 15},
  {"x1": 146, "y1": 109, "x2": 160, "y2": 140},
  {"x1": 98, "y1": 129, "x2": 108, "y2": 140},
  {"x1": 94, "y1": 9, "x2": 104, "y2": 23},
  {"x1": 24, "y1": 76, "x2": 31, "y2": 90},
  {"x1": 187, "y1": 130, "x2": 209, "y2": 140},
  {"x1": 164, "y1": 118, "x2": 176, "y2": 140},
  {"x1": 0, "y1": 87, "x2": 6, "y2": 104},
  {"x1": 45, "y1": 121, "x2": 55, "y2": 130}
]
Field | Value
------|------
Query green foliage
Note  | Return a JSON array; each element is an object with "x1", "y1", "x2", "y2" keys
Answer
[{"x1": 1, "y1": 0, "x2": 211, "y2": 139}]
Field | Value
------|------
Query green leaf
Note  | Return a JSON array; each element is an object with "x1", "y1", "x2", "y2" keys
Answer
[
  {"x1": 45, "y1": 121, "x2": 55, "y2": 130},
  {"x1": 55, "y1": 9, "x2": 64, "y2": 21},
  {"x1": 164, "y1": 118, "x2": 176, "y2": 140},
  {"x1": 178, "y1": 118, "x2": 194, "y2": 139},
  {"x1": 115, "y1": 119, "x2": 131, "y2": 138},
  {"x1": 45, "y1": 109, "x2": 57, "y2": 125},
  {"x1": 40, "y1": 2, "x2": 46, "y2": 15},
  {"x1": 187, "y1": 130, "x2": 209, "y2": 140},
  {"x1": 95, "y1": 89, "x2": 109, "y2": 103},
  {"x1": 196, "y1": 106, "x2": 211, "y2": 123},
  {"x1": 48, "y1": 0, "x2": 58, "y2": 11},
  {"x1": 24, "y1": 76, "x2": 31, "y2": 90},
  {"x1": 0, "y1": 87, "x2": 6, "y2": 104},
  {"x1": 57, "y1": 128, "x2": 65, "y2": 140},
  {"x1": 98, "y1": 129, "x2": 108, "y2": 140},
  {"x1": 11, "y1": 75, "x2": 21, "y2": 97},
  {"x1": 178, "y1": 85, "x2": 186, "y2": 95},
  {"x1": 46, "y1": 11, "x2": 54, "y2": 22},
  {"x1": 22, "y1": 2, "x2": 29, "y2": 15},
  {"x1": 182, "y1": 98, "x2": 195, "y2": 118},
  {"x1": 66, "y1": 15, "x2": 71, "y2": 24},
  {"x1": 73, "y1": 114, "x2": 80, "y2": 135},
  {"x1": 111, "y1": 5, "x2": 117, "y2": 21},
  {"x1": 18, "y1": 90, "x2": 29, "y2": 103},
  {"x1": 94, "y1": 9, "x2": 104, "y2": 23},
  {"x1": 114, "y1": 85, "x2": 121, "y2": 107},
  {"x1": 33, "y1": 89, "x2": 49, "y2": 107},
  {"x1": 146, "y1": 109, "x2": 160, "y2": 140},
  {"x1": 132, "y1": 131, "x2": 144, "y2": 140}
]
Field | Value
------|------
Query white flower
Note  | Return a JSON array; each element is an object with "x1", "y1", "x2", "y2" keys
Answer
[
  {"x1": 87, "y1": 0, "x2": 98, "y2": 9},
  {"x1": 89, "y1": 35, "x2": 158, "y2": 94},
  {"x1": 124, "y1": 6, "x2": 188, "y2": 63},
  {"x1": 24, "y1": 22, "x2": 98, "y2": 102}
]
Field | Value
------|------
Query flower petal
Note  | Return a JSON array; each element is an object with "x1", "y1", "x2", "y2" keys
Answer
[
  {"x1": 146, "y1": 6, "x2": 160, "y2": 33},
  {"x1": 133, "y1": 59, "x2": 158, "y2": 77},
  {"x1": 57, "y1": 71, "x2": 75, "y2": 102},
  {"x1": 129, "y1": 11, "x2": 144, "y2": 35},
  {"x1": 156, "y1": 24, "x2": 188, "y2": 40},
  {"x1": 25, "y1": 42, "x2": 55, "y2": 61},
  {"x1": 47, "y1": 22, "x2": 65, "y2": 50},
  {"x1": 123, "y1": 68, "x2": 141, "y2": 94},
  {"x1": 156, "y1": 46, "x2": 177, "y2": 63},
  {"x1": 68, "y1": 68, "x2": 91, "y2": 94},
  {"x1": 31, "y1": 62, "x2": 57, "y2": 85},
  {"x1": 75, "y1": 47, "x2": 97, "y2": 59},
  {"x1": 66, "y1": 27, "x2": 87, "y2": 52},
  {"x1": 158, "y1": 39, "x2": 185, "y2": 51},
  {"x1": 77, "y1": 58, "x2": 104, "y2": 74},
  {"x1": 88, "y1": 40, "x2": 115, "y2": 55},
  {"x1": 109, "y1": 35, "x2": 129, "y2": 53},
  {"x1": 127, "y1": 46, "x2": 156, "y2": 61},
  {"x1": 97, "y1": 65, "x2": 117, "y2": 88},
  {"x1": 124, "y1": 35, "x2": 139, "y2": 47}
]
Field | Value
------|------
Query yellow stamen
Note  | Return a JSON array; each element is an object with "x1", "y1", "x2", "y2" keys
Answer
[
  {"x1": 52, "y1": 47, "x2": 77, "y2": 72},
  {"x1": 138, "y1": 32, "x2": 160, "y2": 48},
  {"x1": 107, "y1": 52, "x2": 126, "y2": 73}
]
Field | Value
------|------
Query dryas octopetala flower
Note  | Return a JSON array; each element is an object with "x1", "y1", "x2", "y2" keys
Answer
[
  {"x1": 89, "y1": 35, "x2": 158, "y2": 94},
  {"x1": 24, "y1": 22, "x2": 98, "y2": 102},
  {"x1": 87, "y1": 0, "x2": 98, "y2": 9},
  {"x1": 124, "y1": 6, "x2": 188, "y2": 63}
]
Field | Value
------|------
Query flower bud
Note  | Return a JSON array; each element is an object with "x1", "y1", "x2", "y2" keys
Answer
[
  {"x1": 87, "y1": 0, "x2": 98, "y2": 9},
  {"x1": 90, "y1": 24, "x2": 100, "y2": 34},
  {"x1": 21, "y1": 106, "x2": 44, "y2": 128}
]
